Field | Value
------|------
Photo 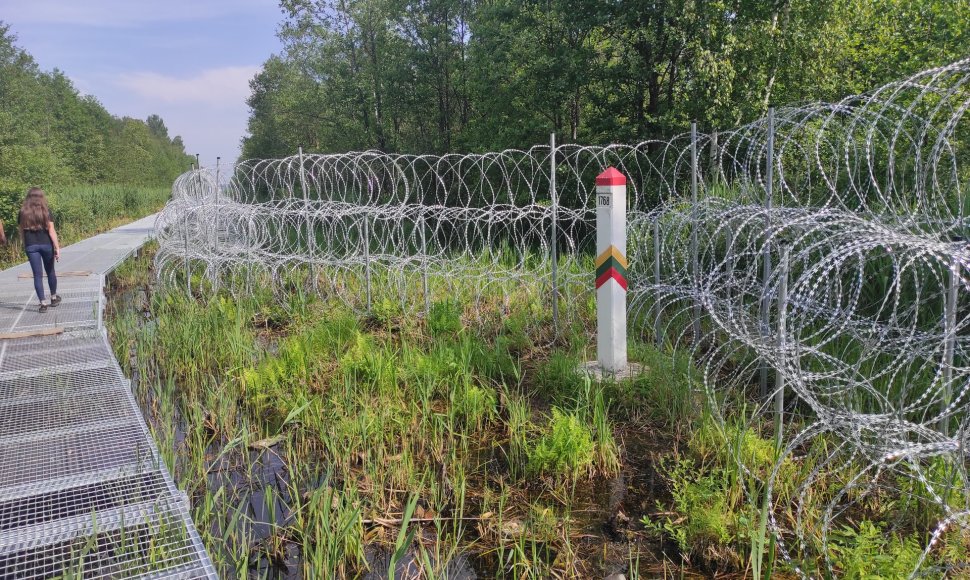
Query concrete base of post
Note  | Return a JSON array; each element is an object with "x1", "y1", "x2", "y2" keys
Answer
[{"x1": 578, "y1": 360, "x2": 644, "y2": 382}]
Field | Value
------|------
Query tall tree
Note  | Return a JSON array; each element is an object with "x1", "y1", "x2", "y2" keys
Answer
[
  {"x1": 0, "y1": 22, "x2": 193, "y2": 190},
  {"x1": 242, "y1": 0, "x2": 970, "y2": 157}
]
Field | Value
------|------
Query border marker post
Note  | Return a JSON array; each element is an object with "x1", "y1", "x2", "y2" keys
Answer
[{"x1": 595, "y1": 167, "x2": 628, "y2": 372}]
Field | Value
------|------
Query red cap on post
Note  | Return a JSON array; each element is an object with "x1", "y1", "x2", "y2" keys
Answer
[{"x1": 596, "y1": 167, "x2": 627, "y2": 186}]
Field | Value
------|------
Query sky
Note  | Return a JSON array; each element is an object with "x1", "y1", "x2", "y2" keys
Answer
[{"x1": 0, "y1": 0, "x2": 285, "y2": 167}]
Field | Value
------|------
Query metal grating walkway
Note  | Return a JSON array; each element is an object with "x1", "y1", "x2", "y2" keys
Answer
[{"x1": 0, "y1": 215, "x2": 217, "y2": 579}]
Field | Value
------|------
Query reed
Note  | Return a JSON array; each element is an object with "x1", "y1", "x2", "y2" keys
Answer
[{"x1": 105, "y1": 242, "x2": 963, "y2": 578}]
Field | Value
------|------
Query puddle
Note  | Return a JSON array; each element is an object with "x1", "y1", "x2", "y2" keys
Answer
[{"x1": 361, "y1": 546, "x2": 478, "y2": 579}]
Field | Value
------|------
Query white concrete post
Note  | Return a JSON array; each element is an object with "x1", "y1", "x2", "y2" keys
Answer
[{"x1": 596, "y1": 167, "x2": 628, "y2": 372}]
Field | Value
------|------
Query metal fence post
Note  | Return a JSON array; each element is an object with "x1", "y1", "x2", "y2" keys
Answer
[
  {"x1": 725, "y1": 222, "x2": 734, "y2": 302},
  {"x1": 653, "y1": 214, "x2": 662, "y2": 347},
  {"x1": 212, "y1": 156, "x2": 221, "y2": 292},
  {"x1": 710, "y1": 130, "x2": 720, "y2": 184},
  {"x1": 364, "y1": 177, "x2": 373, "y2": 311},
  {"x1": 760, "y1": 107, "x2": 775, "y2": 398},
  {"x1": 941, "y1": 254, "x2": 959, "y2": 436},
  {"x1": 690, "y1": 122, "x2": 701, "y2": 344},
  {"x1": 421, "y1": 212, "x2": 430, "y2": 317},
  {"x1": 184, "y1": 164, "x2": 193, "y2": 296},
  {"x1": 298, "y1": 147, "x2": 307, "y2": 196},
  {"x1": 775, "y1": 241, "x2": 789, "y2": 448},
  {"x1": 299, "y1": 147, "x2": 318, "y2": 292},
  {"x1": 184, "y1": 208, "x2": 191, "y2": 296},
  {"x1": 595, "y1": 167, "x2": 628, "y2": 372},
  {"x1": 550, "y1": 133, "x2": 559, "y2": 335},
  {"x1": 195, "y1": 159, "x2": 208, "y2": 293}
]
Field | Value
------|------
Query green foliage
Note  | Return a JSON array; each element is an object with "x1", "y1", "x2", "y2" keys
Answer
[
  {"x1": 452, "y1": 383, "x2": 497, "y2": 431},
  {"x1": 467, "y1": 335, "x2": 519, "y2": 382},
  {"x1": 242, "y1": 337, "x2": 311, "y2": 426},
  {"x1": 643, "y1": 412, "x2": 790, "y2": 571},
  {"x1": 828, "y1": 521, "x2": 925, "y2": 579},
  {"x1": 499, "y1": 310, "x2": 534, "y2": 355},
  {"x1": 643, "y1": 457, "x2": 735, "y2": 555},
  {"x1": 369, "y1": 297, "x2": 401, "y2": 327},
  {"x1": 154, "y1": 294, "x2": 257, "y2": 377},
  {"x1": 427, "y1": 299, "x2": 463, "y2": 335},
  {"x1": 615, "y1": 341, "x2": 698, "y2": 424},
  {"x1": 245, "y1": 0, "x2": 970, "y2": 158},
  {"x1": 0, "y1": 22, "x2": 192, "y2": 193},
  {"x1": 689, "y1": 419, "x2": 776, "y2": 478},
  {"x1": 505, "y1": 392, "x2": 533, "y2": 479},
  {"x1": 339, "y1": 331, "x2": 382, "y2": 379},
  {"x1": 534, "y1": 350, "x2": 585, "y2": 403},
  {"x1": 108, "y1": 249, "x2": 966, "y2": 578},
  {"x1": 527, "y1": 408, "x2": 595, "y2": 480},
  {"x1": 0, "y1": 186, "x2": 22, "y2": 239}
]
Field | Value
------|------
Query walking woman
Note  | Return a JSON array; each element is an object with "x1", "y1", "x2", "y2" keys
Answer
[{"x1": 19, "y1": 187, "x2": 61, "y2": 312}]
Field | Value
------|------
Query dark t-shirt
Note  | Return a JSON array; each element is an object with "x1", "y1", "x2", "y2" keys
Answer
[{"x1": 19, "y1": 209, "x2": 53, "y2": 247}]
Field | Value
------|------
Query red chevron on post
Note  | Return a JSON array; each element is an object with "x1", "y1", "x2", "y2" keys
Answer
[{"x1": 595, "y1": 266, "x2": 628, "y2": 291}]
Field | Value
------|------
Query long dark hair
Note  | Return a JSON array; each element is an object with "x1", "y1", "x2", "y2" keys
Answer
[{"x1": 19, "y1": 187, "x2": 50, "y2": 230}]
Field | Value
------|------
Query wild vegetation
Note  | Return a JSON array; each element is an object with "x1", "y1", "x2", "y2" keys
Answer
[
  {"x1": 107, "y1": 246, "x2": 967, "y2": 578},
  {"x1": 0, "y1": 22, "x2": 190, "y2": 247},
  {"x1": 245, "y1": 0, "x2": 970, "y2": 157},
  {"x1": 4, "y1": 0, "x2": 964, "y2": 575},
  {"x1": 0, "y1": 184, "x2": 171, "y2": 269}
]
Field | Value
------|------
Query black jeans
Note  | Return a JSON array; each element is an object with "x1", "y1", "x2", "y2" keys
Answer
[{"x1": 25, "y1": 244, "x2": 56, "y2": 302}]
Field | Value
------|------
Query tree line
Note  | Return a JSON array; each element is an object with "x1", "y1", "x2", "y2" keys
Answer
[
  {"x1": 0, "y1": 22, "x2": 194, "y2": 196},
  {"x1": 243, "y1": 0, "x2": 969, "y2": 158}
]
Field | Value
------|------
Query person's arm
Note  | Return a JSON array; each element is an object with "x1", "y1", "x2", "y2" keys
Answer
[
  {"x1": 0, "y1": 219, "x2": 6, "y2": 245},
  {"x1": 47, "y1": 221, "x2": 60, "y2": 260}
]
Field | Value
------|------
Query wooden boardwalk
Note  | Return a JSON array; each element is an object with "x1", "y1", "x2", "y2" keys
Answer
[{"x1": 0, "y1": 215, "x2": 216, "y2": 579}]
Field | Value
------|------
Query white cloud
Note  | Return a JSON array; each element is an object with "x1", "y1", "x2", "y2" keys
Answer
[
  {"x1": 116, "y1": 66, "x2": 260, "y2": 106},
  {"x1": 107, "y1": 66, "x2": 264, "y2": 163},
  {"x1": 67, "y1": 74, "x2": 93, "y2": 98},
  {"x1": 0, "y1": 0, "x2": 273, "y2": 27}
]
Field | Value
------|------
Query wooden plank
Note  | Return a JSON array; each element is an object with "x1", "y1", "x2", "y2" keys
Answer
[
  {"x1": 0, "y1": 327, "x2": 64, "y2": 340},
  {"x1": 18, "y1": 271, "x2": 92, "y2": 279}
]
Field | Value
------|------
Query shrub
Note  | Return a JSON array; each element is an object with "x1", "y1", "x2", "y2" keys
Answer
[
  {"x1": 828, "y1": 521, "x2": 925, "y2": 579},
  {"x1": 453, "y1": 383, "x2": 497, "y2": 431},
  {"x1": 528, "y1": 408, "x2": 595, "y2": 480},
  {"x1": 428, "y1": 299, "x2": 463, "y2": 335},
  {"x1": 643, "y1": 457, "x2": 739, "y2": 566}
]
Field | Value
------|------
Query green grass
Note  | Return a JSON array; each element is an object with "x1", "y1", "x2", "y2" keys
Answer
[
  {"x1": 105, "y1": 244, "x2": 969, "y2": 578},
  {"x1": 0, "y1": 184, "x2": 169, "y2": 270}
]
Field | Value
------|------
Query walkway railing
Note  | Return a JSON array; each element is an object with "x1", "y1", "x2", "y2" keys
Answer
[{"x1": 0, "y1": 215, "x2": 216, "y2": 579}]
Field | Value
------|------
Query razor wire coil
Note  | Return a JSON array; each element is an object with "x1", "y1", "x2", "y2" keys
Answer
[{"x1": 156, "y1": 57, "x2": 970, "y2": 577}]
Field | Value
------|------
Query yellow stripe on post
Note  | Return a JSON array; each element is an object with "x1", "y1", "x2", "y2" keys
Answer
[{"x1": 594, "y1": 245, "x2": 628, "y2": 269}]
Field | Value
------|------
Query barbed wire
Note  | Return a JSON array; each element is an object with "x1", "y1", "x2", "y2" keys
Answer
[{"x1": 155, "y1": 57, "x2": 970, "y2": 576}]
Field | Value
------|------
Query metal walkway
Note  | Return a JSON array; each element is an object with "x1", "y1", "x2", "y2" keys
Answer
[{"x1": 0, "y1": 215, "x2": 217, "y2": 579}]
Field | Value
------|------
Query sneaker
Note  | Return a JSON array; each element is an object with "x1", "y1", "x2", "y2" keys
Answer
[
  {"x1": 39, "y1": 303, "x2": 48, "y2": 313},
  {"x1": 50, "y1": 294, "x2": 61, "y2": 307}
]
